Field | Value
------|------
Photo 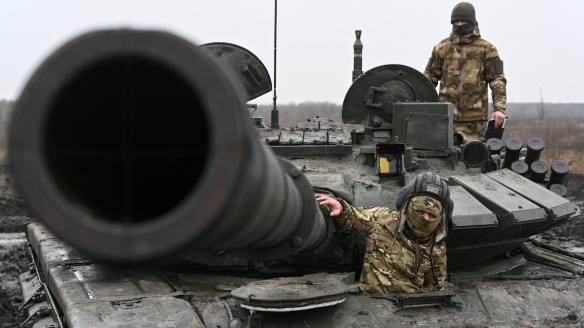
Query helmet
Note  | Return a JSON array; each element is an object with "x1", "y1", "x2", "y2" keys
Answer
[
  {"x1": 451, "y1": 2, "x2": 477, "y2": 25},
  {"x1": 396, "y1": 173, "x2": 452, "y2": 214},
  {"x1": 396, "y1": 173, "x2": 453, "y2": 242}
]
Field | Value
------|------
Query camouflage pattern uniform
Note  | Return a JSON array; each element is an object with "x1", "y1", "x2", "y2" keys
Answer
[
  {"x1": 334, "y1": 197, "x2": 447, "y2": 294},
  {"x1": 424, "y1": 27, "x2": 507, "y2": 141}
]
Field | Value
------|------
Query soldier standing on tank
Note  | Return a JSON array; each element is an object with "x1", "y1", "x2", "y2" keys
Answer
[
  {"x1": 424, "y1": 2, "x2": 507, "y2": 144},
  {"x1": 316, "y1": 173, "x2": 453, "y2": 294}
]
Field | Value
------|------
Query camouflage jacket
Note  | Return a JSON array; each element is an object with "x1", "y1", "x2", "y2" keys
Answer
[
  {"x1": 335, "y1": 200, "x2": 447, "y2": 294},
  {"x1": 424, "y1": 28, "x2": 507, "y2": 122}
]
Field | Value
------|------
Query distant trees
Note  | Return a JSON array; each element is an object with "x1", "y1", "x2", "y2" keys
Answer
[
  {"x1": 252, "y1": 101, "x2": 584, "y2": 128},
  {"x1": 0, "y1": 100, "x2": 14, "y2": 161},
  {"x1": 0, "y1": 99, "x2": 582, "y2": 130},
  {"x1": 254, "y1": 101, "x2": 342, "y2": 128},
  {"x1": 502, "y1": 103, "x2": 584, "y2": 120}
]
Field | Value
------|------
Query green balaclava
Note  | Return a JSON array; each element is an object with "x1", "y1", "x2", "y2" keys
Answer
[
  {"x1": 451, "y1": 2, "x2": 476, "y2": 35},
  {"x1": 405, "y1": 195, "x2": 443, "y2": 239}
]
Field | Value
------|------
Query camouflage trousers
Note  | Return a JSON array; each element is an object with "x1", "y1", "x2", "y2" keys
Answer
[{"x1": 453, "y1": 120, "x2": 487, "y2": 145}]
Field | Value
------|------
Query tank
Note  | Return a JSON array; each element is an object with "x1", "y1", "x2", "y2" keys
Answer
[{"x1": 12, "y1": 30, "x2": 584, "y2": 328}]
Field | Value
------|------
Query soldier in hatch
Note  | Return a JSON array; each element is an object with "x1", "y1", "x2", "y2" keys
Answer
[
  {"x1": 317, "y1": 173, "x2": 453, "y2": 294},
  {"x1": 424, "y1": 2, "x2": 507, "y2": 144}
]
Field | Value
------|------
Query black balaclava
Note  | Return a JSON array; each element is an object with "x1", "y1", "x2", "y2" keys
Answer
[{"x1": 451, "y1": 2, "x2": 476, "y2": 35}]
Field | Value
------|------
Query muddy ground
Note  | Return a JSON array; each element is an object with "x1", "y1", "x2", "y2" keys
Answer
[
  {"x1": 0, "y1": 170, "x2": 582, "y2": 327},
  {"x1": 544, "y1": 173, "x2": 584, "y2": 239},
  {"x1": 0, "y1": 242, "x2": 28, "y2": 327},
  {"x1": 0, "y1": 164, "x2": 30, "y2": 327}
]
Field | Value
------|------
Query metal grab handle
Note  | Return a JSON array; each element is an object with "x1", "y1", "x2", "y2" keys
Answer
[
  {"x1": 364, "y1": 86, "x2": 387, "y2": 109},
  {"x1": 242, "y1": 63, "x2": 262, "y2": 88}
]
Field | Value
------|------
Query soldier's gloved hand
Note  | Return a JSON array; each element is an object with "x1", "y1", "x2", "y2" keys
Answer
[
  {"x1": 315, "y1": 194, "x2": 343, "y2": 216},
  {"x1": 492, "y1": 111, "x2": 505, "y2": 128}
]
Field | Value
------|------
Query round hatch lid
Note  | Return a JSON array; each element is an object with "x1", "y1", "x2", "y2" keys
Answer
[
  {"x1": 202, "y1": 42, "x2": 272, "y2": 101},
  {"x1": 231, "y1": 272, "x2": 354, "y2": 312},
  {"x1": 342, "y1": 64, "x2": 438, "y2": 124}
]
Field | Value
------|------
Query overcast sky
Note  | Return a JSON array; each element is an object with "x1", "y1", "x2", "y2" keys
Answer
[{"x1": 1, "y1": 1, "x2": 583, "y2": 104}]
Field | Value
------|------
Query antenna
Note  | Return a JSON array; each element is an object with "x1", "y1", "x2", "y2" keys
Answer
[{"x1": 270, "y1": 0, "x2": 280, "y2": 129}]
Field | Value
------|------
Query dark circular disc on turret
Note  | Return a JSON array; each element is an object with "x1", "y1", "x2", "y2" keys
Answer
[
  {"x1": 342, "y1": 64, "x2": 438, "y2": 124},
  {"x1": 461, "y1": 140, "x2": 490, "y2": 168}
]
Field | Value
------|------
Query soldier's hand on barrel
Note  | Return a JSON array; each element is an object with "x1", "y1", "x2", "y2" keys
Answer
[
  {"x1": 492, "y1": 111, "x2": 505, "y2": 128},
  {"x1": 315, "y1": 194, "x2": 343, "y2": 216}
]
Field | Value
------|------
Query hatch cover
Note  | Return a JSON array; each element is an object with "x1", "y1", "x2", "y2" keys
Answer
[
  {"x1": 231, "y1": 272, "x2": 354, "y2": 312},
  {"x1": 202, "y1": 42, "x2": 272, "y2": 101},
  {"x1": 342, "y1": 64, "x2": 438, "y2": 124}
]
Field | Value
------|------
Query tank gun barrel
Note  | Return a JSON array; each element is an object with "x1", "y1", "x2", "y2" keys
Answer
[{"x1": 9, "y1": 29, "x2": 329, "y2": 263}]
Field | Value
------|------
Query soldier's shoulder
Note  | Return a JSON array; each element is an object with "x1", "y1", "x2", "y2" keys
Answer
[
  {"x1": 433, "y1": 36, "x2": 454, "y2": 53},
  {"x1": 370, "y1": 208, "x2": 399, "y2": 228},
  {"x1": 473, "y1": 37, "x2": 497, "y2": 49},
  {"x1": 366, "y1": 207, "x2": 398, "y2": 219},
  {"x1": 471, "y1": 37, "x2": 501, "y2": 58},
  {"x1": 435, "y1": 36, "x2": 453, "y2": 48}
]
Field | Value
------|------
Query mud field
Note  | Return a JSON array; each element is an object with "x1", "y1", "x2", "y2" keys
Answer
[
  {"x1": 0, "y1": 168, "x2": 582, "y2": 327},
  {"x1": 0, "y1": 163, "x2": 30, "y2": 328},
  {"x1": 544, "y1": 173, "x2": 584, "y2": 239},
  {"x1": 0, "y1": 164, "x2": 30, "y2": 327}
]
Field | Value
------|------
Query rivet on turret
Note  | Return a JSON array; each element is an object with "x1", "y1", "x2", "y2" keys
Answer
[{"x1": 291, "y1": 236, "x2": 303, "y2": 247}]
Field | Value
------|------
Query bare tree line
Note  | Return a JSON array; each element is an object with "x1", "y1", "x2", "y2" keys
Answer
[
  {"x1": 252, "y1": 101, "x2": 584, "y2": 127},
  {"x1": 1, "y1": 99, "x2": 582, "y2": 129}
]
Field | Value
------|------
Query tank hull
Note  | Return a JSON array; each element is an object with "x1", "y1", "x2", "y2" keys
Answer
[{"x1": 22, "y1": 222, "x2": 584, "y2": 328}]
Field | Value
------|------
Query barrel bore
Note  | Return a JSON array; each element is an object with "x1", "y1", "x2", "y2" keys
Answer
[
  {"x1": 43, "y1": 56, "x2": 209, "y2": 223},
  {"x1": 503, "y1": 137, "x2": 522, "y2": 169},
  {"x1": 529, "y1": 160, "x2": 548, "y2": 184},
  {"x1": 524, "y1": 137, "x2": 545, "y2": 167}
]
